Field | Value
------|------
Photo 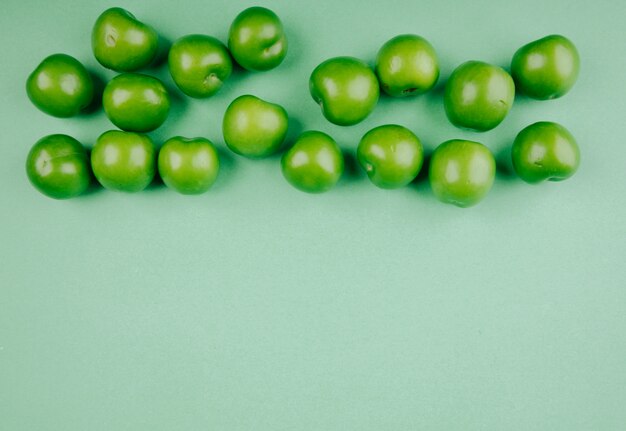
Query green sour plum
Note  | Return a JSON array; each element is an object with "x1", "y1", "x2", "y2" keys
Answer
[
  {"x1": 158, "y1": 136, "x2": 220, "y2": 194},
  {"x1": 281, "y1": 131, "x2": 344, "y2": 193},
  {"x1": 228, "y1": 7, "x2": 287, "y2": 71},
  {"x1": 310, "y1": 56, "x2": 380, "y2": 126},
  {"x1": 444, "y1": 61, "x2": 515, "y2": 131},
  {"x1": 357, "y1": 124, "x2": 423, "y2": 188},
  {"x1": 429, "y1": 139, "x2": 495, "y2": 207},
  {"x1": 91, "y1": 130, "x2": 155, "y2": 192},
  {"x1": 512, "y1": 121, "x2": 580, "y2": 183},
  {"x1": 168, "y1": 34, "x2": 233, "y2": 98},
  {"x1": 103, "y1": 73, "x2": 170, "y2": 132},
  {"x1": 92, "y1": 7, "x2": 159, "y2": 72},
  {"x1": 375, "y1": 34, "x2": 439, "y2": 97},
  {"x1": 222, "y1": 95, "x2": 288, "y2": 158},
  {"x1": 26, "y1": 134, "x2": 91, "y2": 199},
  {"x1": 511, "y1": 34, "x2": 580, "y2": 100},
  {"x1": 26, "y1": 54, "x2": 94, "y2": 118}
]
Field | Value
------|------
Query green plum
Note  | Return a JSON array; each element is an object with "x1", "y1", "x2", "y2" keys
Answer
[
  {"x1": 168, "y1": 34, "x2": 233, "y2": 98},
  {"x1": 26, "y1": 134, "x2": 91, "y2": 199},
  {"x1": 429, "y1": 139, "x2": 495, "y2": 208},
  {"x1": 512, "y1": 121, "x2": 580, "y2": 183},
  {"x1": 92, "y1": 7, "x2": 159, "y2": 72},
  {"x1": 158, "y1": 136, "x2": 220, "y2": 194},
  {"x1": 357, "y1": 124, "x2": 423, "y2": 189},
  {"x1": 91, "y1": 130, "x2": 155, "y2": 192},
  {"x1": 375, "y1": 34, "x2": 439, "y2": 97},
  {"x1": 444, "y1": 61, "x2": 515, "y2": 131},
  {"x1": 222, "y1": 95, "x2": 288, "y2": 158},
  {"x1": 103, "y1": 73, "x2": 170, "y2": 132},
  {"x1": 511, "y1": 35, "x2": 580, "y2": 100},
  {"x1": 310, "y1": 56, "x2": 379, "y2": 126},
  {"x1": 228, "y1": 6, "x2": 287, "y2": 71},
  {"x1": 281, "y1": 131, "x2": 344, "y2": 193},
  {"x1": 26, "y1": 54, "x2": 94, "y2": 118}
]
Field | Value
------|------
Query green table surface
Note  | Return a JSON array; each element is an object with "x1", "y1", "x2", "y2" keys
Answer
[{"x1": 1, "y1": 0, "x2": 625, "y2": 429}]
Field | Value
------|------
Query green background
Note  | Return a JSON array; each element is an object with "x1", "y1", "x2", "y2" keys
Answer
[{"x1": 1, "y1": 0, "x2": 625, "y2": 429}]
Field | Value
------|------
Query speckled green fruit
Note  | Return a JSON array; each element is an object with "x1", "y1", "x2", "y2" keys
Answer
[
  {"x1": 26, "y1": 134, "x2": 91, "y2": 199},
  {"x1": 281, "y1": 131, "x2": 344, "y2": 193},
  {"x1": 444, "y1": 61, "x2": 515, "y2": 132},
  {"x1": 357, "y1": 124, "x2": 424, "y2": 189},
  {"x1": 375, "y1": 34, "x2": 439, "y2": 97},
  {"x1": 92, "y1": 7, "x2": 158, "y2": 72},
  {"x1": 228, "y1": 7, "x2": 287, "y2": 71},
  {"x1": 168, "y1": 35, "x2": 233, "y2": 98},
  {"x1": 91, "y1": 130, "x2": 155, "y2": 192},
  {"x1": 512, "y1": 122, "x2": 580, "y2": 183},
  {"x1": 223, "y1": 95, "x2": 288, "y2": 158},
  {"x1": 103, "y1": 73, "x2": 170, "y2": 132},
  {"x1": 429, "y1": 139, "x2": 495, "y2": 208},
  {"x1": 511, "y1": 35, "x2": 580, "y2": 100},
  {"x1": 158, "y1": 136, "x2": 220, "y2": 194},
  {"x1": 26, "y1": 54, "x2": 94, "y2": 118},
  {"x1": 310, "y1": 56, "x2": 380, "y2": 126}
]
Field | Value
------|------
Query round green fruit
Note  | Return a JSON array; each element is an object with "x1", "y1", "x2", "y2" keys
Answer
[
  {"x1": 26, "y1": 54, "x2": 94, "y2": 118},
  {"x1": 310, "y1": 56, "x2": 379, "y2": 126},
  {"x1": 281, "y1": 131, "x2": 344, "y2": 193},
  {"x1": 168, "y1": 34, "x2": 233, "y2": 98},
  {"x1": 92, "y1": 7, "x2": 159, "y2": 72},
  {"x1": 429, "y1": 139, "x2": 495, "y2": 208},
  {"x1": 158, "y1": 136, "x2": 220, "y2": 194},
  {"x1": 444, "y1": 61, "x2": 515, "y2": 132},
  {"x1": 357, "y1": 125, "x2": 424, "y2": 189},
  {"x1": 222, "y1": 95, "x2": 288, "y2": 158},
  {"x1": 228, "y1": 7, "x2": 287, "y2": 71},
  {"x1": 375, "y1": 34, "x2": 439, "y2": 97},
  {"x1": 511, "y1": 34, "x2": 580, "y2": 100},
  {"x1": 91, "y1": 130, "x2": 155, "y2": 192},
  {"x1": 102, "y1": 73, "x2": 170, "y2": 132},
  {"x1": 512, "y1": 121, "x2": 580, "y2": 183},
  {"x1": 26, "y1": 134, "x2": 91, "y2": 199}
]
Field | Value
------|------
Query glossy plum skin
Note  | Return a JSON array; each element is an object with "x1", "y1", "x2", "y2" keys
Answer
[
  {"x1": 222, "y1": 95, "x2": 288, "y2": 158},
  {"x1": 309, "y1": 56, "x2": 380, "y2": 126},
  {"x1": 228, "y1": 7, "x2": 287, "y2": 71},
  {"x1": 168, "y1": 35, "x2": 233, "y2": 98},
  {"x1": 91, "y1": 130, "x2": 156, "y2": 192},
  {"x1": 512, "y1": 122, "x2": 580, "y2": 183},
  {"x1": 91, "y1": 7, "x2": 159, "y2": 72},
  {"x1": 26, "y1": 134, "x2": 92, "y2": 199},
  {"x1": 158, "y1": 137, "x2": 220, "y2": 194},
  {"x1": 511, "y1": 35, "x2": 580, "y2": 100},
  {"x1": 102, "y1": 73, "x2": 170, "y2": 133},
  {"x1": 444, "y1": 61, "x2": 515, "y2": 132},
  {"x1": 375, "y1": 34, "x2": 439, "y2": 97},
  {"x1": 429, "y1": 139, "x2": 495, "y2": 208},
  {"x1": 357, "y1": 124, "x2": 424, "y2": 189},
  {"x1": 281, "y1": 131, "x2": 344, "y2": 194},
  {"x1": 26, "y1": 54, "x2": 94, "y2": 118}
]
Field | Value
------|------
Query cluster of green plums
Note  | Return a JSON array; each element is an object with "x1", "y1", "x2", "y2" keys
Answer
[{"x1": 25, "y1": 6, "x2": 581, "y2": 207}]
